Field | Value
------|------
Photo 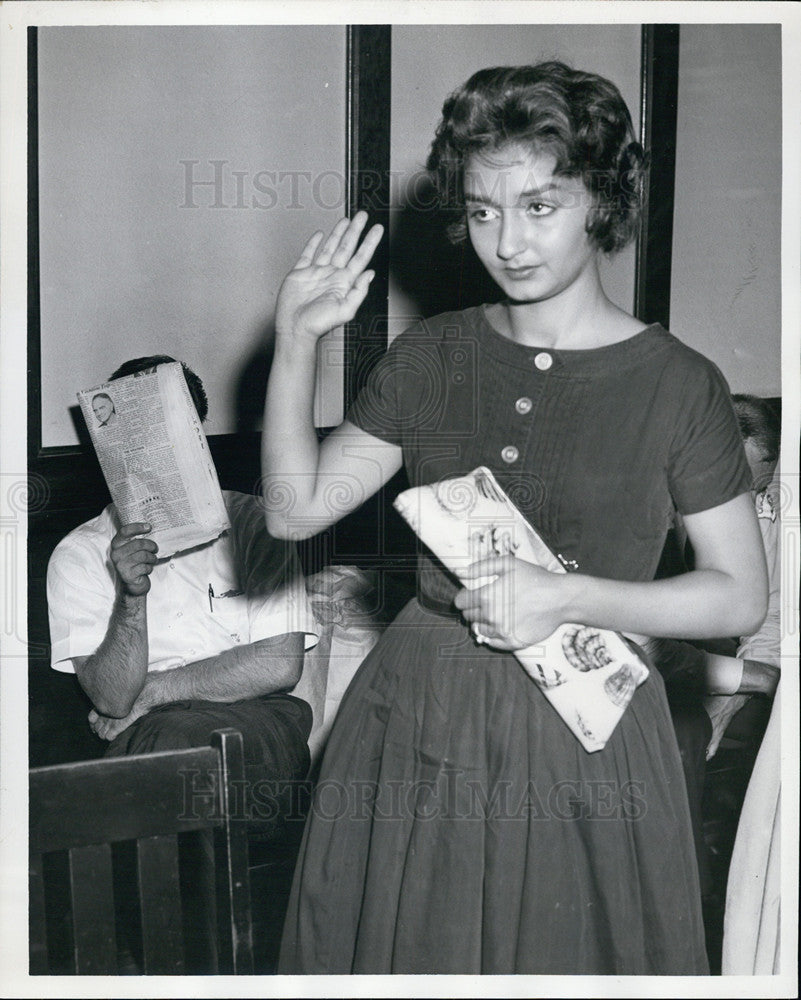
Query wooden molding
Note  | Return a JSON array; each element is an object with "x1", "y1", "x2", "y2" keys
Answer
[{"x1": 635, "y1": 24, "x2": 680, "y2": 327}]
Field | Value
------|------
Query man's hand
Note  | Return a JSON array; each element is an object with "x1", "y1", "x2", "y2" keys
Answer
[
  {"x1": 110, "y1": 522, "x2": 159, "y2": 596},
  {"x1": 704, "y1": 693, "x2": 751, "y2": 760},
  {"x1": 88, "y1": 681, "x2": 152, "y2": 741}
]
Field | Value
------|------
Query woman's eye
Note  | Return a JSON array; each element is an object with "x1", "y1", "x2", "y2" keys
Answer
[
  {"x1": 527, "y1": 201, "x2": 554, "y2": 216},
  {"x1": 468, "y1": 207, "x2": 497, "y2": 222}
]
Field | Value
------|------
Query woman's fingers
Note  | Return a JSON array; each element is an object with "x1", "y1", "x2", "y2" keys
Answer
[
  {"x1": 277, "y1": 215, "x2": 382, "y2": 340},
  {"x1": 299, "y1": 212, "x2": 382, "y2": 274},
  {"x1": 328, "y1": 211, "x2": 370, "y2": 268},
  {"x1": 453, "y1": 587, "x2": 480, "y2": 615},
  {"x1": 339, "y1": 270, "x2": 375, "y2": 314},
  {"x1": 345, "y1": 223, "x2": 384, "y2": 277},
  {"x1": 294, "y1": 230, "x2": 325, "y2": 269},
  {"x1": 458, "y1": 593, "x2": 518, "y2": 650},
  {"x1": 315, "y1": 216, "x2": 356, "y2": 266},
  {"x1": 461, "y1": 555, "x2": 514, "y2": 582}
]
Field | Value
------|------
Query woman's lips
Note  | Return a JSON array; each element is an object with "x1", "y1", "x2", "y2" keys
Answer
[{"x1": 504, "y1": 265, "x2": 540, "y2": 279}]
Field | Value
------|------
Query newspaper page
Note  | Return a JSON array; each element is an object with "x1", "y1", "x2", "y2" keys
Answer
[
  {"x1": 77, "y1": 362, "x2": 229, "y2": 557},
  {"x1": 394, "y1": 467, "x2": 650, "y2": 752}
]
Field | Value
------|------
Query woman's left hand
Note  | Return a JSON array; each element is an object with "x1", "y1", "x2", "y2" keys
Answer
[{"x1": 454, "y1": 556, "x2": 573, "y2": 649}]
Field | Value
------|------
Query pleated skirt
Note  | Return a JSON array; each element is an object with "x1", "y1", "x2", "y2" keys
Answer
[{"x1": 279, "y1": 599, "x2": 709, "y2": 975}]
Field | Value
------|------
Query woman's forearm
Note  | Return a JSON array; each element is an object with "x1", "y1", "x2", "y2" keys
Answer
[
  {"x1": 262, "y1": 342, "x2": 402, "y2": 539},
  {"x1": 262, "y1": 338, "x2": 322, "y2": 539},
  {"x1": 566, "y1": 567, "x2": 768, "y2": 642}
]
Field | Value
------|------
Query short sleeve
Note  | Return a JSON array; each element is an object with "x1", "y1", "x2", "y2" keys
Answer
[
  {"x1": 345, "y1": 332, "x2": 410, "y2": 445},
  {"x1": 47, "y1": 535, "x2": 116, "y2": 673},
  {"x1": 246, "y1": 544, "x2": 319, "y2": 650},
  {"x1": 667, "y1": 359, "x2": 752, "y2": 515},
  {"x1": 226, "y1": 493, "x2": 319, "y2": 649},
  {"x1": 346, "y1": 323, "x2": 449, "y2": 445}
]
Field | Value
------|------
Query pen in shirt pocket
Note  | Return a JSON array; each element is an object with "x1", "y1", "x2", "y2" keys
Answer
[{"x1": 208, "y1": 583, "x2": 214, "y2": 612}]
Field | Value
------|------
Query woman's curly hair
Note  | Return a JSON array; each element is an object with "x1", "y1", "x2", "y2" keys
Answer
[{"x1": 426, "y1": 61, "x2": 648, "y2": 254}]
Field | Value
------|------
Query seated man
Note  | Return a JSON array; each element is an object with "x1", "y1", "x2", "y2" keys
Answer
[{"x1": 47, "y1": 355, "x2": 319, "y2": 825}]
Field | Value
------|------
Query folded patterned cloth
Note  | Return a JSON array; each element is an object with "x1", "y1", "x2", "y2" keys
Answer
[{"x1": 393, "y1": 467, "x2": 649, "y2": 752}]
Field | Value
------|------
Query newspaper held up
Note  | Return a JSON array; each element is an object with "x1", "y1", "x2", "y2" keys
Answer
[
  {"x1": 77, "y1": 362, "x2": 229, "y2": 557},
  {"x1": 393, "y1": 467, "x2": 650, "y2": 753}
]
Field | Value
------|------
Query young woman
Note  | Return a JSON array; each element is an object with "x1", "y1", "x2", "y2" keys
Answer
[{"x1": 263, "y1": 62, "x2": 767, "y2": 974}]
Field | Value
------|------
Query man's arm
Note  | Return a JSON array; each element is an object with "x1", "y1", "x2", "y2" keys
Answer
[
  {"x1": 88, "y1": 631, "x2": 305, "y2": 741},
  {"x1": 148, "y1": 631, "x2": 304, "y2": 703},
  {"x1": 73, "y1": 592, "x2": 148, "y2": 717},
  {"x1": 643, "y1": 636, "x2": 779, "y2": 761},
  {"x1": 72, "y1": 522, "x2": 157, "y2": 717}
]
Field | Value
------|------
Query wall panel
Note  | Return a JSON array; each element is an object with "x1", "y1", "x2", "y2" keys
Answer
[
  {"x1": 670, "y1": 24, "x2": 781, "y2": 396},
  {"x1": 37, "y1": 26, "x2": 348, "y2": 446}
]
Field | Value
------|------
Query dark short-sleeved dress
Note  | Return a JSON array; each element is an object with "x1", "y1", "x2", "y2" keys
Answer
[{"x1": 279, "y1": 306, "x2": 752, "y2": 975}]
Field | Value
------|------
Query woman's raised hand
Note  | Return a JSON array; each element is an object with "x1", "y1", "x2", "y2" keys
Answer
[{"x1": 275, "y1": 211, "x2": 383, "y2": 344}]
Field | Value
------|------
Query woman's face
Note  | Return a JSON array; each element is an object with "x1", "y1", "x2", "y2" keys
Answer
[
  {"x1": 463, "y1": 145, "x2": 597, "y2": 305},
  {"x1": 93, "y1": 396, "x2": 114, "y2": 425}
]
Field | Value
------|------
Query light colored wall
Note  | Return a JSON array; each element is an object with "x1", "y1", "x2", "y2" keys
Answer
[
  {"x1": 389, "y1": 24, "x2": 643, "y2": 340},
  {"x1": 670, "y1": 24, "x2": 781, "y2": 396},
  {"x1": 38, "y1": 23, "x2": 782, "y2": 450},
  {"x1": 38, "y1": 26, "x2": 347, "y2": 446}
]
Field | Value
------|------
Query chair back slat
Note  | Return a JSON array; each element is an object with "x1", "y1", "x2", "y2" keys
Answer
[
  {"x1": 69, "y1": 843, "x2": 117, "y2": 974},
  {"x1": 213, "y1": 728, "x2": 254, "y2": 975},
  {"x1": 28, "y1": 852, "x2": 48, "y2": 974},
  {"x1": 137, "y1": 834, "x2": 185, "y2": 975}
]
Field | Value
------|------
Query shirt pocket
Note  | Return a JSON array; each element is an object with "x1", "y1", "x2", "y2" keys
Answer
[{"x1": 208, "y1": 590, "x2": 250, "y2": 646}]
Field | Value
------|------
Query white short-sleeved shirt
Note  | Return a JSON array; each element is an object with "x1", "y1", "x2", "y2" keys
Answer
[{"x1": 47, "y1": 491, "x2": 318, "y2": 673}]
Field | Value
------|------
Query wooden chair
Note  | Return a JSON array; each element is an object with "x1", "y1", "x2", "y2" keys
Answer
[{"x1": 29, "y1": 727, "x2": 253, "y2": 975}]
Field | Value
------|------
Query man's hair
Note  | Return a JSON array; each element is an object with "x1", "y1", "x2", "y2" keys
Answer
[
  {"x1": 426, "y1": 61, "x2": 647, "y2": 253},
  {"x1": 109, "y1": 355, "x2": 208, "y2": 422},
  {"x1": 91, "y1": 392, "x2": 114, "y2": 407},
  {"x1": 732, "y1": 393, "x2": 780, "y2": 463}
]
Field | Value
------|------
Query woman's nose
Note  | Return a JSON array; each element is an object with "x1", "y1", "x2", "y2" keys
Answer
[{"x1": 496, "y1": 210, "x2": 527, "y2": 261}]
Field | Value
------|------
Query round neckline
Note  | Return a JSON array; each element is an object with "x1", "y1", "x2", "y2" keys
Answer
[{"x1": 475, "y1": 304, "x2": 666, "y2": 371}]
